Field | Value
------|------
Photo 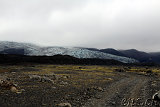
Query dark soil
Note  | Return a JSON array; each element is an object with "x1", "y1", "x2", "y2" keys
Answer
[
  {"x1": 83, "y1": 72, "x2": 160, "y2": 107},
  {"x1": 0, "y1": 65, "x2": 160, "y2": 107}
]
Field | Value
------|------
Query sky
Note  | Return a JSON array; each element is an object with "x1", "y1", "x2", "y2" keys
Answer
[{"x1": 0, "y1": 0, "x2": 160, "y2": 52}]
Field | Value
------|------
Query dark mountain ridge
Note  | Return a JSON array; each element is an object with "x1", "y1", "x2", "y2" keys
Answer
[
  {"x1": 0, "y1": 54, "x2": 124, "y2": 65},
  {"x1": 85, "y1": 48, "x2": 160, "y2": 64},
  {"x1": 0, "y1": 41, "x2": 138, "y2": 63},
  {"x1": 100, "y1": 48, "x2": 126, "y2": 57},
  {"x1": 0, "y1": 41, "x2": 160, "y2": 64},
  {"x1": 119, "y1": 49, "x2": 152, "y2": 62},
  {"x1": 0, "y1": 48, "x2": 25, "y2": 55}
]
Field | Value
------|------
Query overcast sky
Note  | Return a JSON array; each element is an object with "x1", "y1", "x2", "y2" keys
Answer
[{"x1": 0, "y1": 0, "x2": 160, "y2": 52}]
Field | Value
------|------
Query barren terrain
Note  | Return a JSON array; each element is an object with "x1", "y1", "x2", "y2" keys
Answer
[{"x1": 0, "y1": 65, "x2": 160, "y2": 107}]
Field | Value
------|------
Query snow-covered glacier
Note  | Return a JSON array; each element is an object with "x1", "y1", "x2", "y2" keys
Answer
[{"x1": 0, "y1": 41, "x2": 138, "y2": 63}]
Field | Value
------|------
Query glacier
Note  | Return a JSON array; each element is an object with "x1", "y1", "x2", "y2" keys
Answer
[{"x1": 0, "y1": 41, "x2": 138, "y2": 63}]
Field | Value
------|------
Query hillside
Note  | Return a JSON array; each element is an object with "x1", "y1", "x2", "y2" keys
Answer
[
  {"x1": 84, "y1": 48, "x2": 160, "y2": 64},
  {"x1": 100, "y1": 48, "x2": 126, "y2": 57},
  {"x1": 119, "y1": 49, "x2": 152, "y2": 62},
  {"x1": 0, "y1": 54, "x2": 124, "y2": 65},
  {"x1": 0, "y1": 41, "x2": 137, "y2": 63}
]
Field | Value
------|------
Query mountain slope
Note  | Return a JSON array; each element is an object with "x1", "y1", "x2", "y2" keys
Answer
[
  {"x1": 0, "y1": 41, "x2": 138, "y2": 63},
  {"x1": 149, "y1": 52, "x2": 160, "y2": 64},
  {"x1": 0, "y1": 48, "x2": 25, "y2": 55},
  {"x1": 100, "y1": 48, "x2": 126, "y2": 57},
  {"x1": 84, "y1": 48, "x2": 160, "y2": 64},
  {"x1": 119, "y1": 49, "x2": 153, "y2": 62},
  {"x1": 82, "y1": 48, "x2": 126, "y2": 57}
]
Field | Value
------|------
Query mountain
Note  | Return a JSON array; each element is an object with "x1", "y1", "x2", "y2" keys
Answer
[
  {"x1": 119, "y1": 49, "x2": 152, "y2": 62},
  {"x1": 100, "y1": 48, "x2": 126, "y2": 57},
  {"x1": 148, "y1": 52, "x2": 160, "y2": 64},
  {"x1": 118, "y1": 49, "x2": 160, "y2": 64},
  {"x1": 0, "y1": 48, "x2": 25, "y2": 55},
  {"x1": 149, "y1": 52, "x2": 160, "y2": 56},
  {"x1": 83, "y1": 48, "x2": 126, "y2": 57},
  {"x1": 84, "y1": 48, "x2": 160, "y2": 64},
  {"x1": 0, "y1": 41, "x2": 137, "y2": 63},
  {"x1": 119, "y1": 49, "x2": 160, "y2": 64},
  {"x1": 82, "y1": 48, "x2": 100, "y2": 52}
]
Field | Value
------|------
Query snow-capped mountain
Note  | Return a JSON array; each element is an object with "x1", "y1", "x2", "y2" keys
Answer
[{"x1": 0, "y1": 41, "x2": 138, "y2": 63}]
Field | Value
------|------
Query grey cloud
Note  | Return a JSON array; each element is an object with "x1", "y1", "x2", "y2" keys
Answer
[{"x1": 0, "y1": 0, "x2": 160, "y2": 52}]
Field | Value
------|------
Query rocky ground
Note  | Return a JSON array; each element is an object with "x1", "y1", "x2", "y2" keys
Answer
[
  {"x1": 0, "y1": 64, "x2": 160, "y2": 107},
  {"x1": 83, "y1": 72, "x2": 160, "y2": 107}
]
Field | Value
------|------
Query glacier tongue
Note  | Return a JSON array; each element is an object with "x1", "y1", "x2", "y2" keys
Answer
[{"x1": 0, "y1": 41, "x2": 138, "y2": 63}]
